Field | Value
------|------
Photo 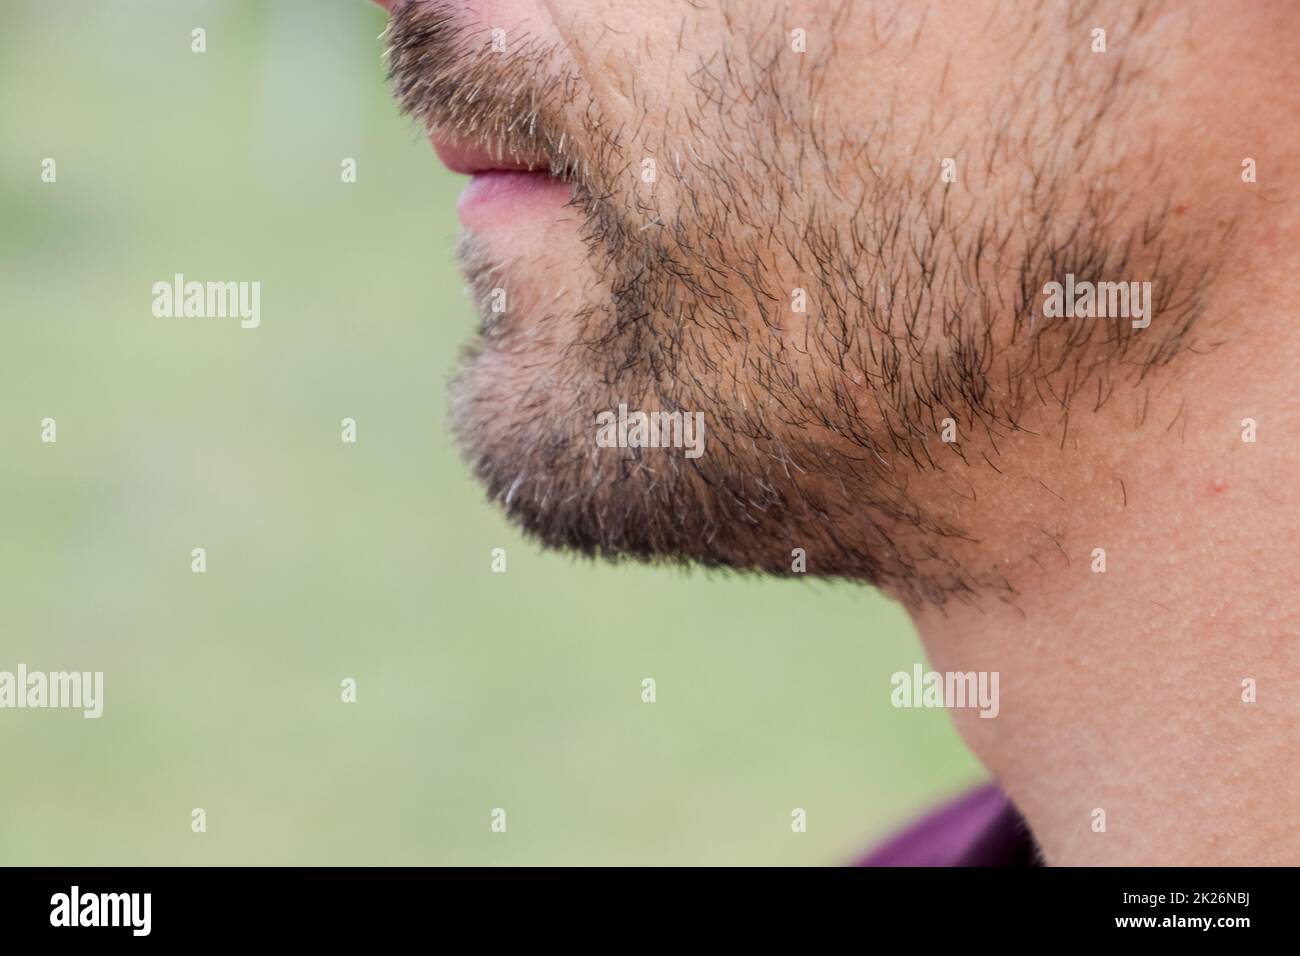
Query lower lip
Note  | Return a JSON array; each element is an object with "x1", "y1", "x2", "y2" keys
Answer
[{"x1": 457, "y1": 170, "x2": 571, "y2": 229}]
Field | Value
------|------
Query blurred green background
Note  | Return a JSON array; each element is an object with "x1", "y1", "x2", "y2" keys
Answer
[{"x1": 0, "y1": 0, "x2": 984, "y2": 865}]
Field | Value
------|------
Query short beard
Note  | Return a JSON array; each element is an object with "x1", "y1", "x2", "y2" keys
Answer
[{"x1": 391, "y1": 0, "x2": 1229, "y2": 609}]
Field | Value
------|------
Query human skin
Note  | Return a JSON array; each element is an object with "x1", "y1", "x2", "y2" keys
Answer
[{"x1": 374, "y1": 0, "x2": 1300, "y2": 864}]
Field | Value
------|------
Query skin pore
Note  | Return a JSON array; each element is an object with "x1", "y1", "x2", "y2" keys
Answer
[{"x1": 384, "y1": 0, "x2": 1300, "y2": 864}]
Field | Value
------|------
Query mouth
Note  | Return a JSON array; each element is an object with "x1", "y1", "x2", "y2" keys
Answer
[
  {"x1": 429, "y1": 133, "x2": 573, "y2": 230},
  {"x1": 383, "y1": 0, "x2": 580, "y2": 231}
]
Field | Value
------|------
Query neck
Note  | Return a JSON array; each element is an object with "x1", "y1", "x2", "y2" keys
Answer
[{"x1": 911, "y1": 310, "x2": 1300, "y2": 865}]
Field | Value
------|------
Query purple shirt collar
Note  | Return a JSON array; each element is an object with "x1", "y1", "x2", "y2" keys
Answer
[{"x1": 857, "y1": 784, "x2": 1041, "y2": 866}]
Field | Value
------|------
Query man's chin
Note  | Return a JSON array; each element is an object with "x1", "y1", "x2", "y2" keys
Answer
[
  {"x1": 449, "y1": 337, "x2": 787, "y2": 582},
  {"x1": 448, "y1": 329, "x2": 691, "y2": 561},
  {"x1": 449, "y1": 331, "x2": 987, "y2": 610}
]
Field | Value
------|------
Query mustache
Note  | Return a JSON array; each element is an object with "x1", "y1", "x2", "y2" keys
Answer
[{"x1": 383, "y1": 1, "x2": 600, "y2": 185}]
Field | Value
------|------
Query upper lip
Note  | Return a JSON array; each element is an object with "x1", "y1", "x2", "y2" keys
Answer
[
  {"x1": 430, "y1": 135, "x2": 552, "y2": 176},
  {"x1": 382, "y1": 3, "x2": 558, "y2": 179}
]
